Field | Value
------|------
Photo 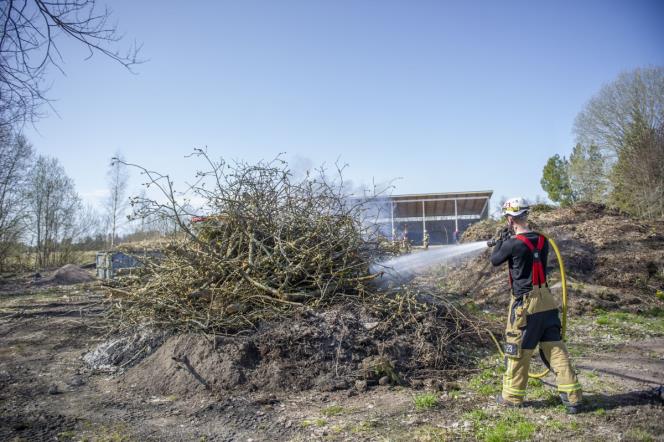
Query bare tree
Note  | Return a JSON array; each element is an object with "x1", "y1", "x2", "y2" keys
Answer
[
  {"x1": 574, "y1": 66, "x2": 664, "y2": 159},
  {"x1": 105, "y1": 152, "x2": 128, "y2": 248},
  {"x1": 25, "y1": 155, "x2": 81, "y2": 269},
  {"x1": 609, "y1": 119, "x2": 664, "y2": 219},
  {"x1": 0, "y1": 127, "x2": 34, "y2": 270},
  {"x1": 0, "y1": 0, "x2": 141, "y2": 126},
  {"x1": 568, "y1": 143, "x2": 609, "y2": 203}
]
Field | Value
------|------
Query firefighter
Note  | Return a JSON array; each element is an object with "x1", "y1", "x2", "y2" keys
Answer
[
  {"x1": 491, "y1": 197, "x2": 582, "y2": 413},
  {"x1": 401, "y1": 227, "x2": 411, "y2": 253},
  {"x1": 423, "y1": 230, "x2": 430, "y2": 250}
]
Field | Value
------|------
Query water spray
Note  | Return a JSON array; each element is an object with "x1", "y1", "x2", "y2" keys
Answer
[{"x1": 371, "y1": 241, "x2": 488, "y2": 285}]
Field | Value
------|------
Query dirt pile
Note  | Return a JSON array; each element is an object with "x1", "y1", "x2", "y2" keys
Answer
[
  {"x1": 116, "y1": 302, "x2": 483, "y2": 397},
  {"x1": 32, "y1": 264, "x2": 95, "y2": 286},
  {"x1": 443, "y1": 202, "x2": 664, "y2": 313},
  {"x1": 83, "y1": 326, "x2": 169, "y2": 372}
]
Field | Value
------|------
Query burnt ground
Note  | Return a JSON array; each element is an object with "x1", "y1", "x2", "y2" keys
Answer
[{"x1": 1, "y1": 276, "x2": 663, "y2": 441}]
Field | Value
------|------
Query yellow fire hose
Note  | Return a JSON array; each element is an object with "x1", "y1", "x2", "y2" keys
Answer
[{"x1": 486, "y1": 233, "x2": 567, "y2": 379}]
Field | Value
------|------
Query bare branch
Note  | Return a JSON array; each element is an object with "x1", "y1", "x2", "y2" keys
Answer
[{"x1": 0, "y1": 0, "x2": 143, "y2": 126}]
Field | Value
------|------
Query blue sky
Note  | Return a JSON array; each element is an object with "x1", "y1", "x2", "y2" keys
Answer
[{"x1": 22, "y1": 0, "x2": 664, "y2": 215}]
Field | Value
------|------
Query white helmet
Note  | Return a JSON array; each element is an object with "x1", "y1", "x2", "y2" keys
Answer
[{"x1": 502, "y1": 197, "x2": 530, "y2": 217}]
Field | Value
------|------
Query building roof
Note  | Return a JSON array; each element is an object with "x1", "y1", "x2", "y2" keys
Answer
[
  {"x1": 388, "y1": 190, "x2": 493, "y2": 201},
  {"x1": 388, "y1": 190, "x2": 493, "y2": 219}
]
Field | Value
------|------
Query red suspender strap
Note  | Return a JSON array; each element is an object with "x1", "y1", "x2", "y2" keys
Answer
[
  {"x1": 534, "y1": 235, "x2": 546, "y2": 286},
  {"x1": 514, "y1": 234, "x2": 535, "y2": 251},
  {"x1": 514, "y1": 234, "x2": 547, "y2": 287}
]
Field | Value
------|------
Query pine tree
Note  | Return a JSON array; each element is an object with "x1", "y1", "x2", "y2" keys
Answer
[{"x1": 540, "y1": 155, "x2": 576, "y2": 206}]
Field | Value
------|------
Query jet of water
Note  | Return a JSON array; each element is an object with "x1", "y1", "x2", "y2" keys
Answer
[{"x1": 370, "y1": 241, "x2": 488, "y2": 285}]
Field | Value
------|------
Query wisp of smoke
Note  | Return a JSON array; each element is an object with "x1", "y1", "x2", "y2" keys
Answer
[{"x1": 371, "y1": 241, "x2": 487, "y2": 285}]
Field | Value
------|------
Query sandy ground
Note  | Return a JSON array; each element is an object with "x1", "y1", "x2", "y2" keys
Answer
[{"x1": 1, "y1": 281, "x2": 663, "y2": 441}]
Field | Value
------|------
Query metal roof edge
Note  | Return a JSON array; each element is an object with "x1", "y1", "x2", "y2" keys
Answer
[{"x1": 389, "y1": 190, "x2": 493, "y2": 199}]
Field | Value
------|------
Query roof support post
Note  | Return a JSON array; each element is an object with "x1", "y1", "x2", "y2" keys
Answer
[
  {"x1": 480, "y1": 197, "x2": 490, "y2": 220},
  {"x1": 391, "y1": 201, "x2": 395, "y2": 240},
  {"x1": 454, "y1": 198, "x2": 459, "y2": 231},
  {"x1": 421, "y1": 200, "x2": 426, "y2": 242}
]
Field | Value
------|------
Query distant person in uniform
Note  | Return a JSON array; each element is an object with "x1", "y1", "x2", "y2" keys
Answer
[
  {"x1": 401, "y1": 227, "x2": 411, "y2": 253},
  {"x1": 423, "y1": 230, "x2": 430, "y2": 250},
  {"x1": 453, "y1": 229, "x2": 460, "y2": 244}
]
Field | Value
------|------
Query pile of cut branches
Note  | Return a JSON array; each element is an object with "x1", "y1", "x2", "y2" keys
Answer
[{"x1": 112, "y1": 151, "x2": 397, "y2": 332}]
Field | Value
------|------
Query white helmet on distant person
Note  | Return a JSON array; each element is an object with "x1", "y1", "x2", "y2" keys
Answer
[{"x1": 502, "y1": 197, "x2": 530, "y2": 217}]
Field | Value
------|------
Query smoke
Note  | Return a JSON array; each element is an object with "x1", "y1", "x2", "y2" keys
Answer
[
  {"x1": 371, "y1": 241, "x2": 487, "y2": 285},
  {"x1": 354, "y1": 196, "x2": 393, "y2": 238}
]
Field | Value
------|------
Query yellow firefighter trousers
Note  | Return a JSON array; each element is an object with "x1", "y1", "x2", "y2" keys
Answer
[{"x1": 502, "y1": 286, "x2": 582, "y2": 405}]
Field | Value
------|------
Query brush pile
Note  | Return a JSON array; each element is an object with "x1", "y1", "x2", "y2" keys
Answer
[
  {"x1": 112, "y1": 151, "x2": 398, "y2": 333},
  {"x1": 89, "y1": 153, "x2": 498, "y2": 391}
]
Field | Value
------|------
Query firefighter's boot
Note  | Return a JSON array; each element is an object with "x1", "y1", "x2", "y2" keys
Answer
[{"x1": 539, "y1": 340, "x2": 583, "y2": 409}]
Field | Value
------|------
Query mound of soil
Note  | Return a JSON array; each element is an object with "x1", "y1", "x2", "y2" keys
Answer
[
  {"x1": 117, "y1": 303, "x2": 480, "y2": 397},
  {"x1": 32, "y1": 264, "x2": 95, "y2": 286},
  {"x1": 445, "y1": 202, "x2": 664, "y2": 314},
  {"x1": 83, "y1": 326, "x2": 169, "y2": 372}
]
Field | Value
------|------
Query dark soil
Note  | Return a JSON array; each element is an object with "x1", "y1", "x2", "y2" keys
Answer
[
  {"x1": 1, "y1": 278, "x2": 663, "y2": 440},
  {"x1": 114, "y1": 303, "x2": 481, "y2": 397}
]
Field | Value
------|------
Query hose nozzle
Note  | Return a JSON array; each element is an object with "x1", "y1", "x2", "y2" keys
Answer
[{"x1": 487, "y1": 226, "x2": 512, "y2": 247}]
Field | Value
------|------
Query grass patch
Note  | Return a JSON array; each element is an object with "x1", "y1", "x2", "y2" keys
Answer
[
  {"x1": 625, "y1": 428, "x2": 655, "y2": 442},
  {"x1": 329, "y1": 424, "x2": 343, "y2": 434},
  {"x1": 76, "y1": 424, "x2": 133, "y2": 442},
  {"x1": 351, "y1": 419, "x2": 378, "y2": 433},
  {"x1": 544, "y1": 419, "x2": 582, "y2": 433},
  {"x1": 413, "y1": 392, "x2": 439, "y2": 410},
  {"x1": 58, "y1": 431, "x2": 77, "y2": 440},
  {"x1": 300, "y1": 418, "x2": 327, "y2": 428},
  {"x1": 593, "y1": 310, "x2": 664, "y2": 338},
  {"x1": 449, "y1": 390, "x2": 461, "y2": 400},
  {"x1": 466, "y1": 409, "x2": 536, "y2": 442},
  {"x1": 526, "y1": 378, "x2": 559, "y2": 405},
  {"x1": 645, "y1": 306, "x2": 664, "y2": 317},
  {"x1": 466, "y1": 356, "x2": 503, "y2": 396},
  {"x1": 412, "y1": 425, "x2": 448, "y2": 441},
  {"x1": 585, "y1": 370, "x2": 599, "y2": 380},
  {"x1": 321, "y1": 404, "x2": 345, "y2": 417},
  {"x1": 544, "y1": 419, "x2": 565, "y2": 432},
  {"x1": 593, "y1": 408, "x2": 606, "y2": 416},
  {"x1": 462, "y1": 409, "x2": 489, "y2": 425}
]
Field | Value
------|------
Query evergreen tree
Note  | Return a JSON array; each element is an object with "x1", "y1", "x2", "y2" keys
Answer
[{"x1": 540, "y1": 154, "x2": 575, "y2": 206}]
